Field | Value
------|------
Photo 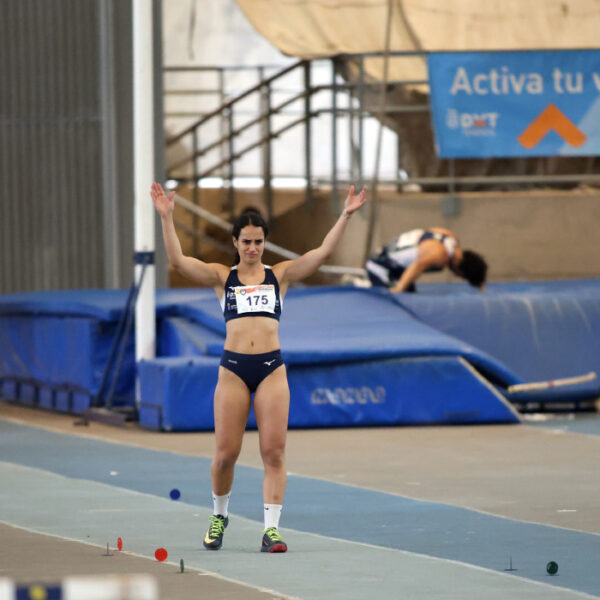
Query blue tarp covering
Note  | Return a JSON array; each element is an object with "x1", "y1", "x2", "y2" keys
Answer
[
  {"x1": 0, "y1": 315, "x2": 135, "y2": 408},
  {"x1": 0, "y1": 288, "x2": 213, "y2": 320},
  {"x1": 0, "y1": 288, "x2": 213, "y2": 411}
]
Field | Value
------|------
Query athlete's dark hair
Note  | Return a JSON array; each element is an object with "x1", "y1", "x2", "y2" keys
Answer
[
  {"x1": 459, "y1": 250, "x2": 487, "y2": 288},
  {"x1": 231, "y1": 209, "x2": 269, "y2": 265}
]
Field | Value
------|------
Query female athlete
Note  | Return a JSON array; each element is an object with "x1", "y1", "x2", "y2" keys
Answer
[{"x1": 151, "y1": 182, "x2": 367, "y2": 552}]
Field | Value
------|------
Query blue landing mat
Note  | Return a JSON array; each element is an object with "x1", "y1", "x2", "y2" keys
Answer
[{"x1": 138, "y1": 355, "x2": 519, "y2": 430}]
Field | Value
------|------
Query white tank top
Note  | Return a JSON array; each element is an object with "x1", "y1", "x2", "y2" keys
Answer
[{"x1": 387, "y1": 229, "x2": 456, "y2": 268}]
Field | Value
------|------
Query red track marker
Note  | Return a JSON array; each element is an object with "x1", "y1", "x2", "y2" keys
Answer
[{"x1": 155, "y1": 547, "x2": 168, "y2": 562}]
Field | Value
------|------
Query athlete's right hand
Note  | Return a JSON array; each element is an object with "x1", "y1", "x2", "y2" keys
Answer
[{"x1": 150, "y1": 182, "x2": 175, "y2": 217}]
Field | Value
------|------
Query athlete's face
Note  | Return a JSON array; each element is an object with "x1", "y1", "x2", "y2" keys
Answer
[{"x1": 234, "y1": 225, "x2": 265, "y2": 264}]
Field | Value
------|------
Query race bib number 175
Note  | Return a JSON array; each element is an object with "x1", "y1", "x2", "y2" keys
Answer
[{"x1": 234, "y1": 284, "x2": 276, "y2": 314}]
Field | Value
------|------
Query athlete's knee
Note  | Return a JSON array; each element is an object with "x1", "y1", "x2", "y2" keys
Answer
[
  {"x1": 261, "y1": 443, "x2": 286, "y2": 469},
  {"x1": 212, "y1": 447, "x2": 240, "y2": 472}
]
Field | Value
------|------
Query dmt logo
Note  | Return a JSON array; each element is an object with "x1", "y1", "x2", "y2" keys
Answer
[
  {"x1": 446, "y1": 109, "x2": 499, "y2": 136},
  {"x1": 311, "y1": 386, "x2": 386, "y2": 406},
  {"x1": 518, "y1": 103, "x2": 586, "y2": 149}
]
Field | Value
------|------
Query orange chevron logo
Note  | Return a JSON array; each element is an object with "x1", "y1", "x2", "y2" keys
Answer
[{"x1": 518, "y1": 103, "x2": 586, "y2": 149}]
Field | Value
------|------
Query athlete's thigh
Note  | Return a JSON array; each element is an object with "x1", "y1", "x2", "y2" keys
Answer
[
  {"x1": 253, "y1": 365, "x2": 290, "y2": 450},
  {"x1": 213, "y1": 366, "x2": 252, "y2": 453}
]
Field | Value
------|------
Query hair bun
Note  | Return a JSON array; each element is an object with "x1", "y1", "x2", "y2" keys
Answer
[{"x1": 239, "y1": 206, "x2": 262, "y2": 217}]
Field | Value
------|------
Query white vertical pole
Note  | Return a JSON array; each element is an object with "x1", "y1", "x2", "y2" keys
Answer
[{"x1": 133, "y1": 0, "x2": 156, "y2": 407}]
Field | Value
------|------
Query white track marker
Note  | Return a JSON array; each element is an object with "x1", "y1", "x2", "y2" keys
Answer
[{"x1": 507, "y1": 371, "x2": 597, "y2": 394}]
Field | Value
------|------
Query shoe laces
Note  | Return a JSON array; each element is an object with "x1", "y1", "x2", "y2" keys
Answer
[
  {"x1": 209, "y1": 515, "x2": 225, "y2": 537},
  {"x1": 264, "y1": 527, "x2": 283, "y2": 541}
]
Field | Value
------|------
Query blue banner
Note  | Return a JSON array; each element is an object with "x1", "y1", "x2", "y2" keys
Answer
[{"x1": 427, "y1": 50, "x2": 600, "y2": 158}]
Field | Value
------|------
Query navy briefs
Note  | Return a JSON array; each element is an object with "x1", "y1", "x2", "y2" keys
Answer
[
  {"x1": 366, "y1": 250, "x2": 416, "y2": 292},
  {"x1": 220, "y1": 349, "x2": 284, "y2": 393}
]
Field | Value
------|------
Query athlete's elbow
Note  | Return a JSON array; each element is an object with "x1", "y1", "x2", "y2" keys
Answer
[
  {"x1": 168, "y1": 255, "x2": 185, "y2": 271},
  {"x1": 318, "y1": 245, "x2": 333, "y2": 261}
]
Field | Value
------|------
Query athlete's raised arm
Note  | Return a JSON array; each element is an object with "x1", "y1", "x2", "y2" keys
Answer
[
  {"x1": 274, "y1": 186, "x2": 367, "y2": 286},
  {"x1": 150, "y1": 182, "x2": 228, "y2": 288}
]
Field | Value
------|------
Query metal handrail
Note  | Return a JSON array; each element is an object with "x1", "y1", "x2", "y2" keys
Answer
[
  {"x1": 166, "y1": 60, "x2": 304, "y2": 145},
  {"x1": 170, "y1": 113, "x2": 318, "y2": 179},
  {"x1": 168, "y1": 86, "x2": 324, "y2": 172}
]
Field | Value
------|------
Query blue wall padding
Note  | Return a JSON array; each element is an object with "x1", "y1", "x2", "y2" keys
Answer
[
  {"x1": 395, "y1": 280, "x2": 600, "y2": 384},
  {"x1": 138, "y1": 355, "x2": 519, "y2": 431}
]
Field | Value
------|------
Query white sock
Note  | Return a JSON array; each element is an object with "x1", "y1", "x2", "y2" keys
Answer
[
  {"x1": 264, "y1": 503, "x2": 282, "y2": 530},
  {"x1": 212, "y1": 492, "x2": 231, "y2": 517}
]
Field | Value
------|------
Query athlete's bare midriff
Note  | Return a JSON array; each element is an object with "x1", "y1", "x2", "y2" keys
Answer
[{"x1": 223, "y1": 316, "x2": 280, "y2": 354}]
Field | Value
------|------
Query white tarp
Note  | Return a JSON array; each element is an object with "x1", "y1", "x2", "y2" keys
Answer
[{"x1": 236, "y1": 0, "x2": 600, "y2": 80}]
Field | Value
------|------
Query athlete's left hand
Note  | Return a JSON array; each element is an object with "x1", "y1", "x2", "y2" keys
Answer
[{"x1": 344, "y1": 185, "x2": 368, "y2": 215}]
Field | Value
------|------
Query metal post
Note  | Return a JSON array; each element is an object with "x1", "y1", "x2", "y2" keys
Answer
[
  {"x1": 192, "y1": 127, "x2": 199, "y2": 256},
  {"x1": 99, "y1": 0, "x2": 119, "y2": 288},
  {"x1": 331, "y1": 59, "x2": 338, "y2": 209},
  {"x1": 152, "y1": 0, "x2": 167, "y2": 290},
  {"x1": 218, "y1": 68, "x2": 226, "y2": 179},
  {"x1": 442, "y1": 158, "x2": 461, "y2": 217},
  {"x1": 304, "y1": 61, "x2": 312, "y2": 209},
  {"x1": 132, "y1": 0, "x2": 156, "y2": 407},
  {"x1": 358, "y1": 55, "x2": 365, "y2": 188},
  {"x1": 260, "y1": 68, "x2": 273, "y2": 226},
  {"x1": 227, "y1": 106, "x2": 235, "y2": 218},
  {"x1": 363, "y1": 0, "x2": 394, "y2": 264},
  {"x1": 349, "y1": 73, "x2": 356, "y2": 183}
]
